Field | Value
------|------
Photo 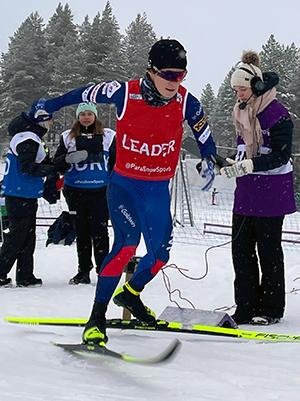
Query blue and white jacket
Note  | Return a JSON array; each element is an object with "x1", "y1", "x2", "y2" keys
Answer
[
  {"x1": 2, "y1": 132, "x2": 47, "y2": 198},
  {"x1": 57, "y1": 128, "x2": 116, "y2": 189}
]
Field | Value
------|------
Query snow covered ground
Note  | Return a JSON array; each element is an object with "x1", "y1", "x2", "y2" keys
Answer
[{"x1": 0, "y1": 168, "x2": 300, "y2": 401}]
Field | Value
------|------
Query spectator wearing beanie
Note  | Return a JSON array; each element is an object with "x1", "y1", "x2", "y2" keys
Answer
[
  {"x1": 53, "y1": 102, "x2": 116, "y2": 285},
  {"x1": 0, "y1": 104, "x2": 57, "y2": 288},
  {"x1": 220, "y1": 51, "x2": 296, "y2": 326},
  {"x1": 31, "y1": 38, "x2": 217, "y2": 345}
]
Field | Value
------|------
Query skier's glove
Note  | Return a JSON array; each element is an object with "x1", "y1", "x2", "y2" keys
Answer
[
  {"x1": 196, "y1": 158, "x2": 215, "y2": 191},
  {"x1": 220, "y1": 158, "x2": 253, "y2": 178},
  {"x1": 65, "y1": 150, "x2": 88, "y2": 164},
  {"x1": 33, "y1": 98, "x2": 51, "y2": 120},
  {"x1": 27, "y1": 98, "x2": 52, "y2": 123}
]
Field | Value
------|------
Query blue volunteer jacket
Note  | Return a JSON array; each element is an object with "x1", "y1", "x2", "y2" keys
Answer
[{"x1": 2, "y1": 132, "x2": 46, "y2": 198}]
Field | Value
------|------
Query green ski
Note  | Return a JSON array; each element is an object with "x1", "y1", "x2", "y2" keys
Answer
[
  {"x1": 5, "y1": 316, "x2": 300, "y2": 343},
  {"x1": 51, "y1": 338, "x2": 181, "y2": 364}
]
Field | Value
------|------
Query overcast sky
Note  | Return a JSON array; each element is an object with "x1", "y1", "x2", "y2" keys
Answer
[{"x1": 0, "y1": 0, "x2": 299, "y2": 97}]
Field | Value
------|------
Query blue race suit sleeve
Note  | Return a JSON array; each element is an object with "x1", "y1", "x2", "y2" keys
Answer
[
  {"x1": 184, "y1": 92, "x2": 216, "y2": 160},
  {"x1": 43, "y1": 82, "x2": 126, "y2": 115}
]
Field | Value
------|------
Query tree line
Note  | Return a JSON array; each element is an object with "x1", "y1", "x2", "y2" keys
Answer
[
  {"x1": 0, "y1": 2, "x2": 299, "y2": 194},
  {"x1": 0, "y1": 1, "x2": 157, "y2": 147},
  {"x1": 199, "y1": 34, "x2": 300, "y2": 193}
]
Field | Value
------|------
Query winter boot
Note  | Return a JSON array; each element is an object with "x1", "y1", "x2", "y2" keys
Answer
[
  {"x1": 69, "y1": 271, "x2": 91, "y2": 285},
  {"x1": 113, "y1": 281, "x2": 156, "y2": 325},
  {"x1": 17, "y1": 276, "x2": 43, "y2": 288},
  {"x1": 230, "y1": 313, "x2": 253, "y2": 325},
  {"x1": 251, "y1": 316, "x2": 281, "y2": 325},
  {"x1": 82, "y1": 302, "x2": 108, "y2": 345},
  {"x1": 0, "y1": 277, "x2": 13, "y2": 288}
]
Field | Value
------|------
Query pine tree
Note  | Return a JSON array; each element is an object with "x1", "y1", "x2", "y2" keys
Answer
[
  {"x1": 259, "y1": 35, "x2": 287, "y2": 104},
  {"x1": 45, "y1": 3, "x2": 78, "y2": 85},
  {"x1": 124, "y1": 12, "x2": 157, "y2": 80},
  {"x1": 200, "y1": 83, "x2": 216, "y2": 125},
  {"x1": 80, "y1": 12, "x2": 107, "y2": 84},
  {"x1": 289, "y1": 52, "x2": 300, "y2": 120},
  {"x1": 281, "y1": 42, "x2": 299, "y2": 118},
  {"x1": 260, "y1": 35, "x2": 300, "y2": 192},
  {"x1": 99, "y1": 1, "x2": 128, "y2": 82},
  {"x1": 0, "y1": 12, "x2": 48, "y2": 140},
  {"x1": 49, "y1": 32, "x2": 86, "y2": 140},
  {"x1": 45, "y1": 3, "x2": 78, "y2": 57},
  {"x1": 44, "y1": 4, "x2": 81, "y2": 143},
  {"x1": 210, "y1": 69, "x2": 236, "y2": 155},
  {"x1": 80, "y1": 2, "x2": 127, "y2": 128},
  {"x1": 288, "y1": 52, "x2": 300, "y2": 193},
  {"x1": 77, "y1": 15, "x2": 92, "y2": 58}
]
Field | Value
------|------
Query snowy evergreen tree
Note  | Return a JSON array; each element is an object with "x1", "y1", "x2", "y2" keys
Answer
[
  {"x1": 44, "y1": 4, "x2": 81, "y2": 143},
  {"x1": 79, "y1": 2, "x2": 128, "y2": 128},
  {"x1": 124, "y1": 12, "x2": 157, "y2": 80},
  {"x1": 259, "y1": 36, "x2": 299, "y2": 122},
  {"x1": 48, "y1": 31, "x2": 86, "y2": 141},
  {"x1": 259, "y1": 35, "x2": 288, "y2": 105},
  {"x1": 79, "y1": 2, "x2": 127, "y2": 85},
  {"x1": 210, "y1": 69, "x2": 236, "y2": 155},
  {"x1": 281, "y1": 43, "x2": 300, "y2": 119},
  {"x1": 200, "y1": 83, "x2": 216, "y2": 126},
  {"x1": 287, "y1": 53, "x2": 300, "y2": 193},
  {"x1": 99, "y1": 2, "x2": 128, "y2": 82},
  {"x1": 45, "y1": 3, "x2": 78, "y2": 64},
  {"x1": 0, "y1": 12, "x2": 48, "y2": 141},
  {"x1": 80, "y1": 12, "x2": 107, "y2": 84},
  {"x1": 260, "y1": 36, "x2": 299, "y2": 192},
  {"x1": 77, "y1": 15, "x2": 92, "y2": 60}
]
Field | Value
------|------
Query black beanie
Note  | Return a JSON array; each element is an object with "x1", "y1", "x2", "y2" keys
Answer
[{"x1": 148, "y1": 39, "x2": 187, "y2": 70}]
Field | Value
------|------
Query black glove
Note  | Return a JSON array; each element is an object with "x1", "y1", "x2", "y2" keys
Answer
[{"x1": 43, "y1": 175, "x2": 60, "y2": 204}]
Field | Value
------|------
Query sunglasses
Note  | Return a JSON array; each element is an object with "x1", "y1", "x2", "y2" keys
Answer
[{"x1": 155, "y1": 69, "x2": 187, "y2": 82}]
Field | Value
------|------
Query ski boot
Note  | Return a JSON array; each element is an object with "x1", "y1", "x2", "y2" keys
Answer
[
  {"x1": 82, "y1": 302, "x2": 108, "y2": 345},
  {"x1": 113, "y1": 281, "x2": 156, "y2": 325}
]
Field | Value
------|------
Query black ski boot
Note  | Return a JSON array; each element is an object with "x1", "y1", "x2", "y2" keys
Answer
[
  {"x1": 82, "y1": 302, "x2": 108, "y2": 345},
  {"x1": 113, "y1": 281, "x2": 156, "y2": 325}
]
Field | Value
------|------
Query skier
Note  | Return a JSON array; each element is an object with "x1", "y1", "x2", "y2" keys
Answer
[
  {"x1": 31, "y1": 38, "x2": 217, "y2": 344},
  {"x1": 53, "y1": 102, "x2": 116, "y2": 284},
  {"x1": 220, "y1": 51, "x2": 296, "y2": 325},
  {"x1": 0, "y1": 107, "x2": 57, "y2": 287}
]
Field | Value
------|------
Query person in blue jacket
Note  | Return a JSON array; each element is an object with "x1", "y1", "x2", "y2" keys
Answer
[
  {"x1": 0, "y1": 107, "x2": 57, "y2": 287},
  {"x1": 31, "y1": 38, "x2": 217, "y2": 344},
  {"x1": 53, "y1": 102, "x2": 116, "y2": 285}
]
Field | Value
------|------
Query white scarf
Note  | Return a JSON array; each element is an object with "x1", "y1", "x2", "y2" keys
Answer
[{"x1": 232, "y1": 88, "x2": 277, "y2": 158}]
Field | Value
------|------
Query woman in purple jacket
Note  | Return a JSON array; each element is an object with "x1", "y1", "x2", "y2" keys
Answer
[{"x1": 221, "y1": 51, "x2": 296, "y2": 326}]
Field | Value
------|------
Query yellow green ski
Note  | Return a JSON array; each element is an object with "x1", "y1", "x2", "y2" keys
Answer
[
  {"x1": 51, "y1": 339, "x2": 181, "y2": 364},
  {"x1": 4, "y1": 316, "x2": 300, "y2": 343}
]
